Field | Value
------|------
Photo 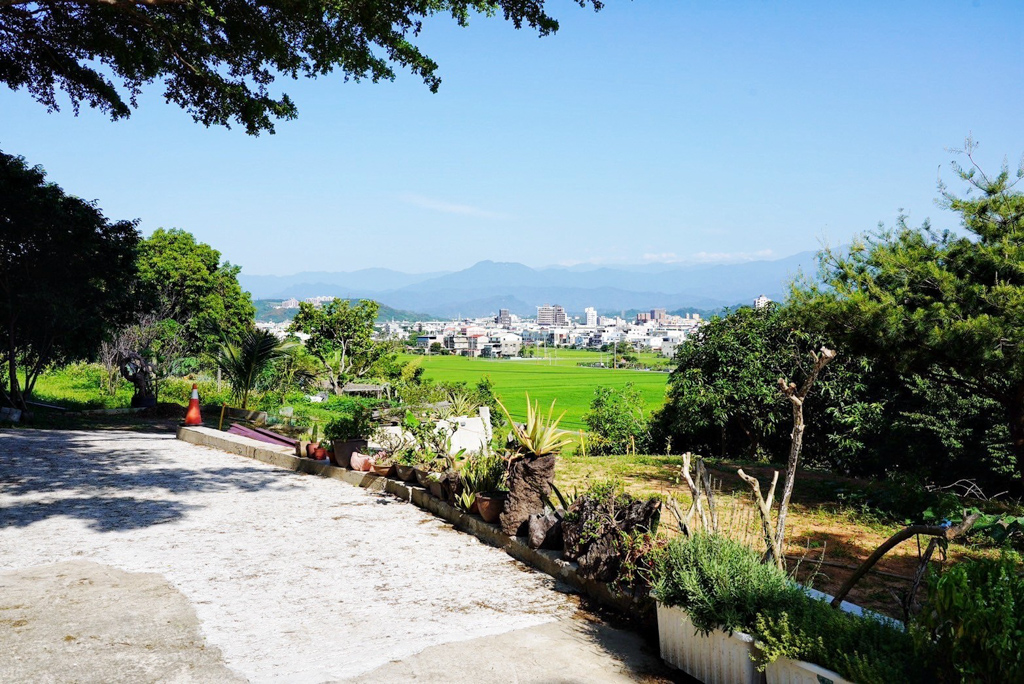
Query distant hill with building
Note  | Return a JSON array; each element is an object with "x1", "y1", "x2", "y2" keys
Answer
[
  {"x1": 253, "y1": 299, "x2": 435, "y2": 324},
  {"x1": 241, "y1": 251, "x2": 818, "y2": 319}
]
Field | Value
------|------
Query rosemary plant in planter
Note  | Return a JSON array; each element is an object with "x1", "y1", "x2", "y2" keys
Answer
[{"x1": 650, "y1": 534, "x2": 922, "y2": 684}]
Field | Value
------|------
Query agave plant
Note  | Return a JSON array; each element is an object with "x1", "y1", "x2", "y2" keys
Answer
[
  {"x1": 447, "y1": 391, "x2": 478, "y2": 418},
  {"x1": 496, "y1": 393, "x2": 574, "y2": 457},
  {"x1": 217, "y1": 329, "x2": 295, "y2": 409}
]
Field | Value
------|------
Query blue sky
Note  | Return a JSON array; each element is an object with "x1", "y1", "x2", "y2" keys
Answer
[{"x1": 2, "y1": 1, "x2": 1022, "y2": 275}]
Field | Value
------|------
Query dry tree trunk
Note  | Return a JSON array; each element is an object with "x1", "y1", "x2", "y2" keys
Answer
[
  {"x1": 774, "y1": 346, "x2": 836, "y2": 555},
  {"x1": 669, "y1": 452, "x2": 719, "y2": 537},
  {"x1": 738, "y1": 467, "x2": 782, "y2": 568},
  {"x1": 737, "y1": 346, "x2": 836, "y2": 570}
]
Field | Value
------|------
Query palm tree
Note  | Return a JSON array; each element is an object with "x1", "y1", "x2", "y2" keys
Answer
[{"x1": 217, "y1": 329, "x2": 294, "y2": 409}]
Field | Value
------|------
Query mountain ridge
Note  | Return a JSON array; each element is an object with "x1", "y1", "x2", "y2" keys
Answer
[{"x1": 241, "y1": 251, "x2": 819, "y2": 318}]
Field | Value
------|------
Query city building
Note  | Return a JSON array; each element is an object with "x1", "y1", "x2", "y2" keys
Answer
[
  {"x1": 584, "y1": 307, "x2": 598, "y2": 327},
  {"x1": 754, "y1": 294, "x2": 772, "y2": 309},
  {"x1": 536, "y1": 304, "x2": 567, "y2": 326},
  {"x1": 495, "y1": 308, "x2": 512, "y2": 327}
]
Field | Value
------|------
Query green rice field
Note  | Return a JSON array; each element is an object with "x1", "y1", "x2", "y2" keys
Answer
[{"x1": 400, "y1": 350, "x2": 670, "y2": 431}]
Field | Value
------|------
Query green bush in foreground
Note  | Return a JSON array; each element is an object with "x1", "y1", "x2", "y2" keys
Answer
[
  {"x1": 913, "y1": 553, "x2": 1024, "y2": 683},
  {"x1": 652, "y1": 534, "x2": 793, "y2": 635},
  {"x1": 755, "y1": 594, "x2": 918, "y2": 684},
  {"x1": 651, "y1": 534, "x2": 920, "y2": 683}
]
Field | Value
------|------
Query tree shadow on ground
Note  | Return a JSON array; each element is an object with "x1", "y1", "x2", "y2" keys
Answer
[
  {"x1": 0, "y1": 429, "x2": 293, "y2": 532},
  {"x1": 561, "y1": 616, "x2": 688, "y2": 683}
]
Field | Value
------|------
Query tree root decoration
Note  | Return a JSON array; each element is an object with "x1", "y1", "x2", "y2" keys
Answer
[{"x1": 829, "y1": 512, "x2": 981, "y2": 609}]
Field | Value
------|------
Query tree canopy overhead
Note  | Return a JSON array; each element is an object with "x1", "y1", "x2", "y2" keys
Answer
[{"x1": 0, "y1": 0, "x2": 601, "y2": 134}]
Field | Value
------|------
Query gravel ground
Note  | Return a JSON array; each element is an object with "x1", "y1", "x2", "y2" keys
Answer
[{"x1": 0, "y1": 429, "x2": 585, "y2": 682}]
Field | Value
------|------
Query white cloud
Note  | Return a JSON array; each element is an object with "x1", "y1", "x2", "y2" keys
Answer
[
  {"x1": 400, "y1": 194, "x2": 508, "y2": 220},
  {"x1": 642, "y1": 252, "x2": 679, "y2": 263},
  {"x1": 689, "y1": 249, "x2": 774, "y2": 263}
]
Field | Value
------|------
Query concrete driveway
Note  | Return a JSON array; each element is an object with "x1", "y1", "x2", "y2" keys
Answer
[{"x1": 0, "y1": 429, "x2": 672, "y2": 683}]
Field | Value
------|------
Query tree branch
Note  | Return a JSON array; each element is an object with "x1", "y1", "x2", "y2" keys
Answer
[
  {"x1": 830, "y1": 512, "x2": 981, "y2": 608},
  {"x1": 0, "y1": 0, "x2": 189, "y2": 7}
]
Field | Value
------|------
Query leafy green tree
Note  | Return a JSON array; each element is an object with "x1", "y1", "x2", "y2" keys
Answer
[
  {"x1": 289, "y1": 298, "x2": 390, "y2": 392},
  {"x1": 136, "y1": 228, "x2": 255, "y2": 359},
  {"x1": 584, "y1": 383, "x2": 651, "y2": 455},
  {"x1": 792, "y1": 140, "x2": 1024, "y2": 478},
  {"x1": 656, "y1": 305, "x2": 793, "y2": 459},
  {"x1": 217, "y1": 328, "x2": 294, "y2": 408},
  {"x1": 0, "y1": 150, "x2": 139, "y2": 410},
  {"x1": 0, "y1": 0, "x2": 601, "y2": 134},
  {"x1": 611, "y1": 339, "x2": 638, "y2": 367}
]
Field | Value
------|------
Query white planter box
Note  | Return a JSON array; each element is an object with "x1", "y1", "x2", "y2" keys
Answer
[
  {"x1": 765, "y1": 656, "x2": 851, "y2": 684},
  {"x1": 656, "y1": 602, "x2": 764, "y2": 684}
]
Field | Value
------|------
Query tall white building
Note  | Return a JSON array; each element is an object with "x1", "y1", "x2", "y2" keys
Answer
[
  {"x1": 537, "y1": 304, "x2": 567, "y2": 326},
  {"x1": 584, "y1": 306, "x2": 598, "y2": 327},
  {"x1": 754, "y1": 294, "x2": 772, "y2": 309}
]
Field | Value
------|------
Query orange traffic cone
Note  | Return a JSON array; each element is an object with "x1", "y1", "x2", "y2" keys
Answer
[{"x1": 184, "y1": 383, "x2": 203, "y2": 426}]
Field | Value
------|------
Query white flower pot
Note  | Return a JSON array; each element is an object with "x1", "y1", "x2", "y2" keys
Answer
[
  {"x1": 765, "y1": 656, "x2": 851, "y2": 684},
  {"x1": 656, "y1": 602, "x2": 764, "y2": 684}
]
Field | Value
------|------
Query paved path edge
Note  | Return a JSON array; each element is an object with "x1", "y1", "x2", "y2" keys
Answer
[{"x1": 176, "y1": 425, "x2": 650, "y2": 618}]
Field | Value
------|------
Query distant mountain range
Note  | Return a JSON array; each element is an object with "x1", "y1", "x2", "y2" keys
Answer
[{"x1": 242, "y1": 252, "x2": 820, "y2": 319}]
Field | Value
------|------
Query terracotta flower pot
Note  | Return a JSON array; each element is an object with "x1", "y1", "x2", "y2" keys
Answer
[
  {"x1": 395, "y1": 464, "x2": 416, "y2": 482},
  {"x1": 475, "y1": 491, "x2": 507, "y2": 524},
  {"x1": 331, "y1": 439, "x2": 367, "y2": 468},
  {"x1": 469, "y1": 496, "x2": 480, "y2": 515},
  {"x1": 305, "y1": 441, "x2": 319, "y2": 458},
  {"x1": 371, "y1": 461, "x2": 396, "y2": 478},
  {"x1": 349, "y1": 452, "x2": 373, "y2": 471},
  {"x1": 312, "y1": 445, "x2": 329, "y2": 461}
]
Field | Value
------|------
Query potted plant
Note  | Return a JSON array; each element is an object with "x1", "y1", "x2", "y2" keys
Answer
[
  {"x1": 349, "y1": 450, "x2": 373, "y2": 471},
  {"x1": 325, "y1": 406, "x2": 373, "y2": 468},
  {"x1": 373, "y1": 427, "x2": 416, "y2": 481},
  {"x1": 394, "y1": 448, "x2": 418, "y2": 482},
  {"x1": 426, "y1": 471, "x2": 445, "y2": 498},
  {"x1": 458, "y1": 450, "x2": 508, "y2": 520},
  {"x1": 495, "y1": 394, "x2": 573, "y2": 536},
  {"x1": 305, "y1": 424, "x2": 327, "y2": 460},
  {"x1": 370, "y1": 451, "x2": 396, "y2": 477},
  {"x1": 475, "y1": 490, "x2": 508, "y2": 524}
]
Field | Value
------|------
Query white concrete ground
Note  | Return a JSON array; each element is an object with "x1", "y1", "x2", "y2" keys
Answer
[{"x1": 0, "y1": 429, "x2": 668, "y2": 683}]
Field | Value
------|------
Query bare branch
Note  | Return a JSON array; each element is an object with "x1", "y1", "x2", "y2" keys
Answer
[{"x1": 830, "y1": 512, "x2": 981, "y2": 609}]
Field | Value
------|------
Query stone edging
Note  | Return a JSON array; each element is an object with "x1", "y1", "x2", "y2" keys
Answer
[{"x1": 176, "y1": 426, "x2": 646, "y2": 616}]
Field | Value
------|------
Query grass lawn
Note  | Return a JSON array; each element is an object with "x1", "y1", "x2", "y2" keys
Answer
[{"x1": 401, "y1": 350, "x2": 670, "y2": 431}]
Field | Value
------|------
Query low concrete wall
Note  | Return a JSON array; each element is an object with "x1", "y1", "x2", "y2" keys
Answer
[{"x1": 176, "y1": 425, "x2": 646, "y2": 616}]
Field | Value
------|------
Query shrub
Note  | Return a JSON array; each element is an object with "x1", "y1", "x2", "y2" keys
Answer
[
  {"x1": 755, "y1": 594, "x2": 920, "y2": 684},
  {"x1": 913, "y1": 553, "x2": 1024, "y2": 683},
  {"x1": 652, "y1": 533, "x2": 922, "y2": 683},
  {"x1": 651, "y1": 534, "x2": 794, "y2": 635},
  {"x1": 583, "y1": 383, "x2": 651, "y2": 455},
  {"x1": 323, "y1": 402, "x2": 375, "y2": 444}
]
